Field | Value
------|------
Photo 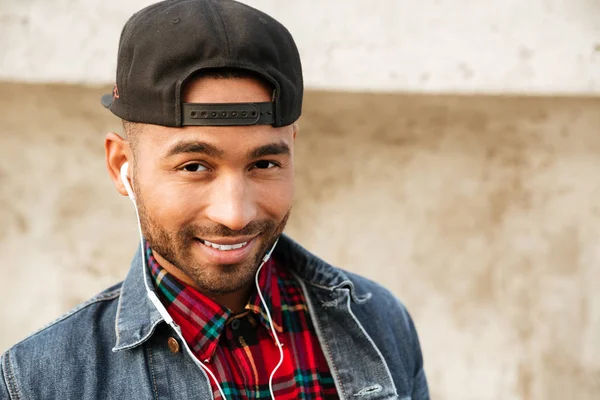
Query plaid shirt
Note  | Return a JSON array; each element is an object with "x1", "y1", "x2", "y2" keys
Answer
[{"x1": 146, "y1": 243, "x2": 338, "y2": 399}]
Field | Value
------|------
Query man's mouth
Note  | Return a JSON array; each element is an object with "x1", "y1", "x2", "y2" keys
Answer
[
  {"x1": 194, "y1": 235, "x2": 259, "y2": 264},
  {"x1": 200, "y1": 239, "x2": 250, "y2": 251}
]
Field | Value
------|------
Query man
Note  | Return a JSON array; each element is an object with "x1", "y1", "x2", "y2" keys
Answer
[{"x1": 0, "y1": 0, "x2": 428, "y2": 399}]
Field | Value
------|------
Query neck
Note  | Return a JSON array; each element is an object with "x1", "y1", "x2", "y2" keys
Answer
[{"x1": 208, "y1": 287, "x2": 253, "y2": 313}]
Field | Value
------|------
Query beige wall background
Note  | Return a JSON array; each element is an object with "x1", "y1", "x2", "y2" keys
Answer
[
  {"x1": 0, "y1": 82, "x2": 598, "y2": 399},
  {"x1": 2, "y1": 0, "x2": 600, "y2": 399}
]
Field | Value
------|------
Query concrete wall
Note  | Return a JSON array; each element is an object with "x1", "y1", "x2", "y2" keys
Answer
[
  {"x1": 1, "y1": 82, "x2": 599, "y2": 399},
  {"x1": 1, "y1": 0, "x2": 599, "y2": 93}
]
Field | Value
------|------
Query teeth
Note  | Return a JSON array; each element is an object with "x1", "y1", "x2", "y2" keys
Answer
[{"x1": 203, "y1": 240, "x2": 248, "y2": 251}]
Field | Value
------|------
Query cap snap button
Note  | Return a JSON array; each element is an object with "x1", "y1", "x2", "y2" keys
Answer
[
  {"x1": 231, "y1": 319, "x2": 240, "y2": 330},
  {"x1": 167, "y1": 337, "x2": 180, "y2": 353}
]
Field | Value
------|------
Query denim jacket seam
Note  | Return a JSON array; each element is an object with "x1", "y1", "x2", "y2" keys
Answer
[
  {"x1": 300, "y1": 280, "x2": 335, "y2": 292},
  {"x1": 147, "y1": 346, "x2": 160, "y2": 400},
  {"x1": 113, "y1": 282, "x2": 126, "y2": 350},
  {"x1": 297, "y1": 269, "x2": 368, "y2": 304},
  {"x1": 2, "y1": 350, "x2": 20, "y2": 400}
]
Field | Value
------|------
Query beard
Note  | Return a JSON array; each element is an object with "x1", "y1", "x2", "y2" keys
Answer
[{"x1": 135, "y1": 192, "x2": 290, "y2": 296}]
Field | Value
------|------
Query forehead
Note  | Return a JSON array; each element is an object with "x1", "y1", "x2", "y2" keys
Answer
[{"x1": 135, "y1": 77, "x2": 291, "y2": 156}]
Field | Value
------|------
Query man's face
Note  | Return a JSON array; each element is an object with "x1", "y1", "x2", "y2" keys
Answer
[{"x1": 127, "y1": 77, "x2": 295, "y2": 296}]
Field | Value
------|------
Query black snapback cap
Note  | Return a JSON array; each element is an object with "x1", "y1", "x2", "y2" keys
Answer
[{"x1": 101, "y1": 0, "x2": 303, "y2": 127}]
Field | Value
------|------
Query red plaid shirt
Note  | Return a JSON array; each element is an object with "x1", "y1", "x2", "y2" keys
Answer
[{"x1": 146, "y1": 244, "x2": 338, "y2": 399}]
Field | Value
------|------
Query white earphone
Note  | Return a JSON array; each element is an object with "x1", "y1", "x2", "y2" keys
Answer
[
  {"x1": 119, "y1": 161, "x2": 283, "y2": 400},
  {"x1": 120, "y1": 162, "x2": 135, "y2": 200}
]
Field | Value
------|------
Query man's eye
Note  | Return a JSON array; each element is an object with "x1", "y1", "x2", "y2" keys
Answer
[
  {"x1": 254, "y1": 160, "x2": 277, "y2": 169},
  {"x1": 182, "y1": 163, "x2": 208, "y2": 172}
]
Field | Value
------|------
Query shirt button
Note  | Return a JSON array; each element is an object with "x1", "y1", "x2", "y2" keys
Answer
[
  {"x1": 231, "y1": 319, "x2": 240, "y2": 330},
  {"x1": 167, "y1": 337, "x2": 180, "y2": 354}
]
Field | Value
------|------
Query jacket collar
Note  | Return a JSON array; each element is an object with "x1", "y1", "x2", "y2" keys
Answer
[
  {"x1": 112, "y1": 246, "x2": 164, "y2": 352},
  {"x1": 113, "y1": 234, "x2": 361, "y2": 351}
]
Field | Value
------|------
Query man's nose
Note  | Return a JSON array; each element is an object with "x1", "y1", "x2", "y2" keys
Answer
[{"x1": 205, "y1": 175, "x2": 258, "y2": 232}]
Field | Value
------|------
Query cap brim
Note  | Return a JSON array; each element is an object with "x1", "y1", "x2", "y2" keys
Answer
[{"x1": 101, "y1": 93, "x2": 113, "y2": 109}]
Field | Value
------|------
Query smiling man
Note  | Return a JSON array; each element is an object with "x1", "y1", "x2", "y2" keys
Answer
[{"x1": 0, "y1": 1, "x2": 428, "y2": 399}]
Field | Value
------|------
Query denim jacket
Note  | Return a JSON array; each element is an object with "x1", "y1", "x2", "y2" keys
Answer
[{"x1": 1, "y1": 235, "x2": 429, "y2": 399}]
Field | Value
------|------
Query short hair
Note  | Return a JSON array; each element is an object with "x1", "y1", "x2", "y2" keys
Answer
[{"x1": 122, "y1": 120, "x2": 140, "y2": 137}]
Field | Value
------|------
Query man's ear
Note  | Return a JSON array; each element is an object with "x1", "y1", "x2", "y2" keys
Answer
[
  {"x1": 105, "y1": 132, "x2": 132, "y2": 197},
  {"x1": 292, "y1": 123, "x2": 299, "y2": 140}
]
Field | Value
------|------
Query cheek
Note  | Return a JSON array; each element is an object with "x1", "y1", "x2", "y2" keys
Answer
[
  {"x1": 254, "y1": 178, "x2": 295, "y2": 218},
  {"x1": 140, "y1": 181, "x2": 208, "y2": 227}
]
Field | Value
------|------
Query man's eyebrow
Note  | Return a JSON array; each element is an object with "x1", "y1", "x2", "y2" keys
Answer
[
  {"x1": 249, "y1": 142, "x2": 291, "y2": 159},
  {"x1": 164, "y1": 141, "x2": 224, "y2": 158}
]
